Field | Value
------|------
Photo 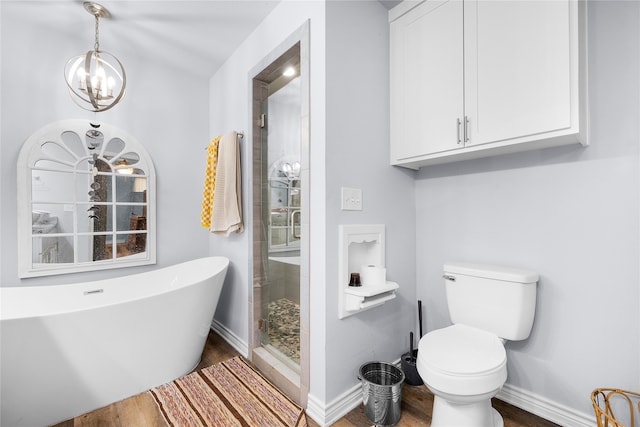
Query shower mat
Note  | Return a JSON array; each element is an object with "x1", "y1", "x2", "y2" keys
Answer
[{"x1": 149, "y1": 356, "x2": 307, "y2": 427}]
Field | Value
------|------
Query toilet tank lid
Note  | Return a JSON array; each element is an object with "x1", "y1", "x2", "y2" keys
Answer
[{"x1": 444, "y1": 262, "x2": 538, "y2": 283}]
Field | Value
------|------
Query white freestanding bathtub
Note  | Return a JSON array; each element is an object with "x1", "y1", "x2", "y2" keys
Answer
[{"x1": 1, "y1": 256, "x2": 229, "y2": 427}]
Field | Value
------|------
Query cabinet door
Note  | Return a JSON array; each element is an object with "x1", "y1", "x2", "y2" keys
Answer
[
  {"x1": 464, "y1": 0, "x2": 572, "y2": 147},
  {"x1": 390, "y1": 0, "x2": 464, "y2": 163}
]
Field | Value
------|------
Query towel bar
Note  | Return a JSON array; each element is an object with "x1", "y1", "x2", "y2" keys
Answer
[{"x1": 205, "y1": 131, "x2": 243, "y2": 149}]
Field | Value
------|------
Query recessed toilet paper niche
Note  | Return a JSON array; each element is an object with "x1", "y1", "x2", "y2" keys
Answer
[{"x1": 338, "y1": 224, "x2": 399, "y2": 319}]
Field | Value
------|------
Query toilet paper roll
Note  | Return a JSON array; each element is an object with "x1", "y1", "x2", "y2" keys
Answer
[{"x1": 360, "y1": 265, "x2": 386, "y2": 286}]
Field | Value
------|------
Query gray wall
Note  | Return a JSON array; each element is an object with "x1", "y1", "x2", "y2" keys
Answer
[
  {"x1": 207, "y1": 1, "x2": 327, "y2": 400},
  {"x1": 2, "y1": 0, "x2": 638, "y2": 422},
  {"x1": 1, "y1": 1, "x2": 210, "y2": 286},
  {"x1": 324, "y1": 0, "x2": 417, "y2": 401},
  {"x1": 208, "y1": 0, "x2": 416, "y2": 411},
  {"x1": 415, "y1": 0, "x2": 640, "y2": 416}
]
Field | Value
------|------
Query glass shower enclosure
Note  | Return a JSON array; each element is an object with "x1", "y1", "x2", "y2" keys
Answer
[{"x1": 254, "y1": 45, "x2": 302, "y2": 372}]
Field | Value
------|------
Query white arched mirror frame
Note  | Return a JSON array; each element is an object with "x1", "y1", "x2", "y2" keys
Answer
[{"x1": 17, "y1": 119, "x2": 156, "y2": 278}]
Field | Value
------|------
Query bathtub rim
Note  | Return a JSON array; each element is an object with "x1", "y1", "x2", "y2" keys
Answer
[{"x1": 1, "y1": 256, "x2": 229, "y2": 321}]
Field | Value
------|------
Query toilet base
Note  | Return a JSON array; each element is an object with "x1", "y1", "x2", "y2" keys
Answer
[{"x1": 430, "y1": 395, "x2": 504, "y2": 427}]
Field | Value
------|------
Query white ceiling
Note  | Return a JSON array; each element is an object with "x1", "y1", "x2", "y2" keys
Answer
[
  {"x1": 7, "y1": 0, "x2": 401, "y2": 79},
  {"x1": 378, "y1": 0, "x2": 402, "y2": 10},
  {"x1": 9, "y1": 1, "x2": 281, "y2": 78}
]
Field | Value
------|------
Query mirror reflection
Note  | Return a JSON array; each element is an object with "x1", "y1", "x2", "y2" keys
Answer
[
  {"x1": 18, "y1": 120, "x2": 156, "y2": 277},
  {"x1": 269, "y1": 175, "x2": 300, "y2": 250},
  {"x1": 267, "y1": 76, "x2": 302, "y2": 253}
]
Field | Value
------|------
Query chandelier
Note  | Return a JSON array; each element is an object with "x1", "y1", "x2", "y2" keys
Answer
[{"x1": 64, "y1": 2, "x2": 126, "y2": 112}]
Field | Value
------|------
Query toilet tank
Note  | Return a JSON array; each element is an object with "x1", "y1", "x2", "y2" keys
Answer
[{"x1": 444, "y1": 262, "x2": 538, "y2": 341}]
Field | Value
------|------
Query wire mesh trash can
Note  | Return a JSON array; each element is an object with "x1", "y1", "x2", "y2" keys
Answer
[{"x1": 358, "y1": 362, "x2": 405, "y2": 426}]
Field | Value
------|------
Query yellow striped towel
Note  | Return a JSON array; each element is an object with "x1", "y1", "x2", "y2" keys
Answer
[{"x1": 200, "y1": 135, "x2": 221, "y2": 228}]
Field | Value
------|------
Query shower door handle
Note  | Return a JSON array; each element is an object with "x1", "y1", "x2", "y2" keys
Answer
[{"x1": 291, "y1": 210, "x2": 301, "y2": 239}]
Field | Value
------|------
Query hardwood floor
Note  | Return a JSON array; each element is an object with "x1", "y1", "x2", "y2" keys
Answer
[
  {"x1": 51, "y1": 332, "x2": 238, "y2": 427},
  {"x1": 326, "y1": 386, "x2": 561, "y2": 427},
  {"x1": 54, "y1": 330, "x2": 559, "y2": 427}
]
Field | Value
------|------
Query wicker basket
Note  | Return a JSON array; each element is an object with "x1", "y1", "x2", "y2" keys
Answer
[{"x1": 592, "y1": 388, "x2": 640, "y2": 427}]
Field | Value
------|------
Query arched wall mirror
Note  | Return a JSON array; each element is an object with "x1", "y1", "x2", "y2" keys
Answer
[{"x1": 17, "y1": 119, "x2": 156, "y2": 278}]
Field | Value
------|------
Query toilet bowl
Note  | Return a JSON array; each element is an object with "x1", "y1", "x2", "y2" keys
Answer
[
  {"x1": 416, "y1": 262, "x2": 538, "y2": 427},
  {"x1": 417, "y1": 324, "x2": 507, "y2": 427}
]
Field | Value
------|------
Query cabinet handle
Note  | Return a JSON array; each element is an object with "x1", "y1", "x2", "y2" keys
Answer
[
  {"x1": 464, "y1": 116, "x2": 470, "y2": 143},
  {"x1": 456, "y1": 118, "x2": 462, "y2": 144}
]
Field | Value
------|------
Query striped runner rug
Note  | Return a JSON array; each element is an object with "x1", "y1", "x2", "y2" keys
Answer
[{"x1": 149, "y1": 356, "x2": 307, "y2": 427}]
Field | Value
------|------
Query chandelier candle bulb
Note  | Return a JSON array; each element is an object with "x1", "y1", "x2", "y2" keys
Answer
[
  {"x1": 77, "y1": 68, "x2": 86, "y2": 90},
  {"x1": 107, "y1": 76, "x2": 115, "y2": 96}
]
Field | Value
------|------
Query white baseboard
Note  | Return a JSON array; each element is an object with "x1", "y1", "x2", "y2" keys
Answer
[
  {"x1": 307, "y1": 358, "x2": 403, "y2": 427},
  {"x1": 210, "y1": 319, "x2": 249, "y2": 358},
  {"x1": 307, "y1": 380, "x2": 595, "y2": 427},
  {"x1": 305, "y1": 393, "x2": 328, "y2": 426},
  {"x1": 203, "y1": 328, "x2": 593, "y2": 427},
  {"x1": 497, "y1": 383, "x2": 595, "y2": 427},
  {"x1": 306, "y1": 384, "x2": 362, "y2": 427}
]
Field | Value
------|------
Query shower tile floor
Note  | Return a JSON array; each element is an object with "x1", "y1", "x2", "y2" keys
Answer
[{"x1": 267, "y1": 298, "x2": 300, "y2": 364}]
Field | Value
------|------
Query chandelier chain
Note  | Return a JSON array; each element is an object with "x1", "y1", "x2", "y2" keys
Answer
[{"x1": 94, "y1": 14, "x2": 100, "y2": 52}]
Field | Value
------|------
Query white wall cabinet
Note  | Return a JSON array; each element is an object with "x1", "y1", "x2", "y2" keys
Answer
[{"x1": 389, "y1": 0, "x2": 588, "y2": 169}]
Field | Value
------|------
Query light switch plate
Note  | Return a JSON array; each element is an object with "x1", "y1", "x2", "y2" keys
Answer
[{"x1": 341, "y1": 187, "x2": 362, "y2": 211}]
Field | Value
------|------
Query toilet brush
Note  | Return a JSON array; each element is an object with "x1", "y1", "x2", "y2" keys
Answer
[
  {"x1": 401, "y1": 330, "x2": 423, "y2": 385},
  {"x1": 418, "y1": 300, "x2": 423, "y2": 338},
  {"x1": 409, "y1": 331, "x2": 414, "y2": 362},
  {"x1": 400, "y1": 300, "x2": 425, "y2": 385}
]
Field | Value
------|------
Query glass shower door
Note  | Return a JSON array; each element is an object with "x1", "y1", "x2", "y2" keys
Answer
[{"x1": 258, "y1": 70, "x2": 302, "y2": 370}]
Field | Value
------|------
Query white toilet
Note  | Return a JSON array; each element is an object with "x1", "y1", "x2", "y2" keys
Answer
[{"x1": 416, "y1": 262, "x2": 538, "y2": 427}]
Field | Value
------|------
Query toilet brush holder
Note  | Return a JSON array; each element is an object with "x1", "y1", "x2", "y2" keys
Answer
[{"x1": 401, "y1": 350, "x2": 423, "y2": 386}]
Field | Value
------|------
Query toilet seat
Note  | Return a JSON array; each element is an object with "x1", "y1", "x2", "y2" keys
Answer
[{"x1": 417, "y1": 324, "x2": 507, "y2": 397}]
